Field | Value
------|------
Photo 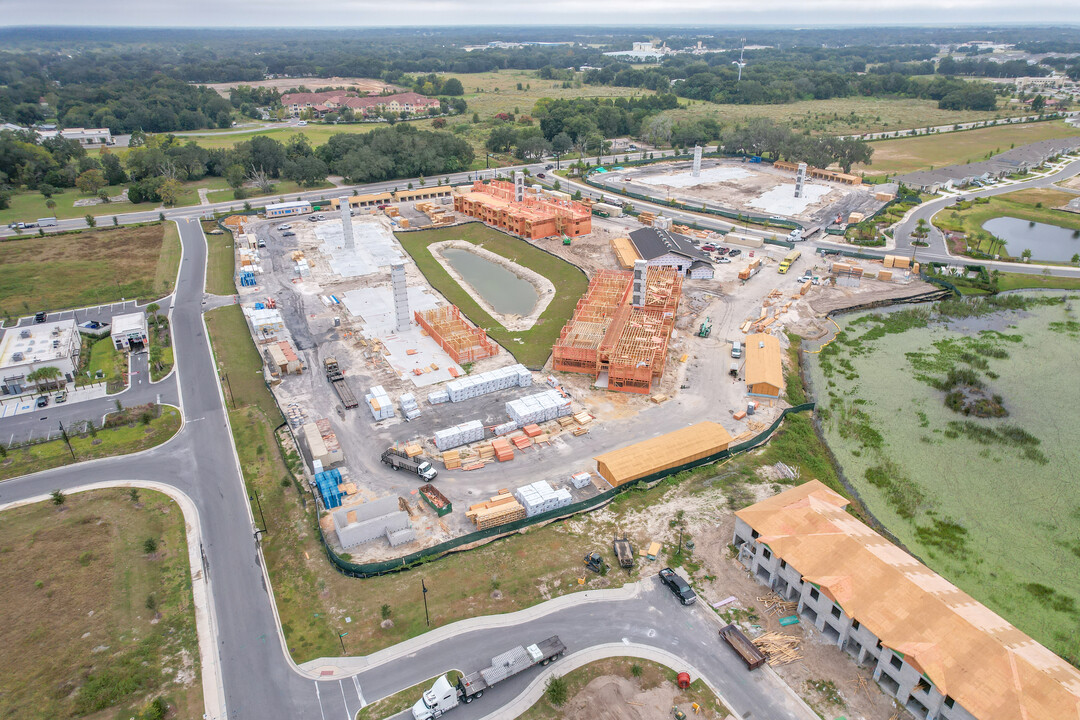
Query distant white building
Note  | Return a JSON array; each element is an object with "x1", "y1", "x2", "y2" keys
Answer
[
  {"x1": 0, "y1": 319, "x2": 81, "y2": 394},
  {"x1": 111, "y1": 312, "x2": 148, "y2": 352},
  {"x1": 36, "y1": 127, "x2": 113, "y2": 146}
]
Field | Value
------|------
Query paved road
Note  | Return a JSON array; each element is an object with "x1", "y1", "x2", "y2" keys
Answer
[{"x1": 0, "y1": 218, "x2": 815, "y2": 720}]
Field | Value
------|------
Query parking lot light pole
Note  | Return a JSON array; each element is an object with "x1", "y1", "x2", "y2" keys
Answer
[{"x1": 422, "y1": 579, "x2": 430, "y2": 627}]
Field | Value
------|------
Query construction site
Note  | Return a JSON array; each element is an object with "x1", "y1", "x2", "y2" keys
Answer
[
  {"x1": 453, "y1": 177, "x2": 593, "y2": 239},
  {"x1": 590, "y1": 156, "x2": 887, "y2": 228},
  {"x1": 552, "y1": 264, "x2": 683, "y2": 395}
]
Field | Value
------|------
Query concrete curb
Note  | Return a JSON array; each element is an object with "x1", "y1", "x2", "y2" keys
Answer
[
  {"x1": 299, "y1": 581, "x2": 643, "y2": 678},
  {"x1": 0, "y1": 480, "x2": 225, "y2": 720}
]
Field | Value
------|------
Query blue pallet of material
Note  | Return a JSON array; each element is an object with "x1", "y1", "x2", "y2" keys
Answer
[
  {"x1": 239, "y1": 271, "x2": 257, "y2": 287},
  {"x1": 314, "y1": 469, "x2": 343, "y2": 509},
  {"x1": 254, "y1": 302, "x2": 265, "y2": 309},
  {"x1": 330, "y1": 295, "x2": 340, "y2": 304}
]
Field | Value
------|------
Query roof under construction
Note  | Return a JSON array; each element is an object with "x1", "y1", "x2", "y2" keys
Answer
[
  {"x1": 594, "y1": 421, "x2": 733, "y2": 487},
  {"x1": 744, "y1": 333, "x2": 784, "y2": 395},
  {"x1": 737, "y1": 481, "x2": 1080, "y2": 720}
]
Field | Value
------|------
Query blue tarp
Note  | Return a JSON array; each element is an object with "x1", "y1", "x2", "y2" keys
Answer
[{"x1": 315, "y1": 469, "x2": 343, "y2": 509}]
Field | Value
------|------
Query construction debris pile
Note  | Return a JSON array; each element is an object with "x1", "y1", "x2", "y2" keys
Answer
[
  {"x1": 552, "y1": 266, "x2": 683, "y2": 394},
  {"x1": 758, "y1": 592, "x2": 799, "y2": 618},
  {"x1": 752, "y1": 632, "x2": 803, "y2": 666},
  {"x1": 415, "y1": 306, "x2": 499, "y2": 364}
]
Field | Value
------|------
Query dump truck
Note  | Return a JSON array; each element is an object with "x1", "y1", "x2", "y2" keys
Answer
[
  {"x1": 411, "y1": 636, "x2": 566, "y2": 719},
  {"x1": 323, "y1": 357, "x2": 358, "y2": 409},
  {"x1": 381, "y1": 448, "x2": 438, "y2": 481},
  {"x1": 613, "y1": 533, "x2": 635, "y2": 569},
  {"x1": 719, "y1": 624, "x2": 767, "y2": 671}
]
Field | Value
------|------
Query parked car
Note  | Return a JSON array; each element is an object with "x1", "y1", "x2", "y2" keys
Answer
[
  {"x1": 34, "y1": 311, "x2": 47, "y2": 323},
  {"x1": 728, "y1": 248, "x2": 742, "y2": 257},
  {"x1": 282, "y1": 231, "x2": 296, "y2": 237},
  {"x1": 718, "y1": 257, "x2": 731, "y2": 264},
  {"x1": 545, "y1": 164, "x2": 554, "y2": 170},
  {"x1": 716, "y1": 247, "x2": 729, "y2": 255},
  {"x1": 659, "y1": 567, "x2": 697, "y2": 605},
  {"x1": 731, "y1": 340, "x2": 743, "y2": 359},
  {"x1": 36, "y1": 396, "x2": 49, "y2": 408},
  {"x1": 297, "y1": 120, "x2": 308, "y2": 126},
  {"x1": 54, "y1": 390, "x2": 67, "y2": 403},
  {"x1": 277, "y1": 224, "x2": 292, "y2": 230},
  {"x1": 701, "y1": 244, "x2": 716, "y2": 252}
]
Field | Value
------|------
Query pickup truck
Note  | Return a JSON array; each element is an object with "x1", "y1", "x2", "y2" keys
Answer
[
  {"x1": 659, "y1": 567, "x2": 697, "y2": 605},
  {"x1": 381, "y1": 448, "x2": 438, "y2": 481},
  {"x1": 411, "y1": 636, "x2": 566, "y2": 719}
]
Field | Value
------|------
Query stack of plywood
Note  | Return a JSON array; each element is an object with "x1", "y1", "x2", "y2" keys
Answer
[
  {"x1": 800, "y1": 280, "x2": 812, "y2": 295},
  {"x1": 847, "y1": 211, "x2": 865, "y2": 224},
  {"x1": 573, "y1": 411, "x2": 593, "y2": 426},
  {"x1": 522, "y1": 424, "x2": 542, "y2": 438},
  {"x1": 442, "y1": 449, "x2": 461, "y2": 470},
  {"x1": 466, "y1": 492, "x2": 526, "y2": 530},
  {"x1": 491, "y1": 437, "x2": 514, "y2": 462},
  {"x1": 638, "y1": 211, "x2": 656, "y2": 226},
  {"x1": 478, "y1": 444, "x2": 495, "y2": 462},
  {"x1": 511, "y1": 435, "x2": 533, "y2": 451},
  {"x1": 878, "y1": 270, "x2": 893, "y2": 282},
  {"x1": 556, "y1": 416, "x2": 575, "y2": 428},
  {"x1": 405, "y1": 443, "x2": 424, "y2": 457}
]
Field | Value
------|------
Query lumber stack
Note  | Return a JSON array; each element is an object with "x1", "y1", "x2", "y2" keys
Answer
[
  {"x1": 556, "y1": 416, "x2": 574, "y2": 428},
  {"x1": 511, "y1": 435, "x2": 533, "y2": 450},
  {"x1": 522, "y1": 424, "x2": 542, "y2": 438},
  {"x1": 442, "y1": 449, "x2": 461, "y2": 470},
  {"x1": 491, "y1": 437, "x2": 514, "y2": 462},
  {"x1": 573, "y1": 411, "x2": 593, "y2": 426},
  {"x1": 405, "y1": 443, "x2": 423, "y2": 458},
  {"x1": 466, "y1": 492, "x2": 526, "y2": 530},
  {"x1": 752, "y1": 632, "x2": 802, "y2": 666}
]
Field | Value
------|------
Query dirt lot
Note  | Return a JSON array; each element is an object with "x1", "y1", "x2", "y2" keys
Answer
[{"x1": 202, "y1": 76, "x2": 399, "y2": 97}]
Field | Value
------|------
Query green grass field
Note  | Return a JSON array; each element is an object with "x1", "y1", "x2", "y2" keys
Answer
[
  {"x1": 933, "y1": 188, "x2": 1080, "y2": 261},
  {"x1": 808, "y1": 296, "x2": 1080, "y2": 665},
  {"x1": 204, "y1": 305, "x2": 282, "y2": 421},
  {"x1": 855, "y1": 120, "x2": 1080, "y2": 176},
  {"x1": 395, "y1": 224, "x2": 589, "y2": 368},
  {"x1": 0, "y1": 404, "x2": 181, "y2": 481},
  {"x1": 0, "y1": 488, "x2": 202, "y2": 720},
  {"x1": 0, "y1": 184, "x2": 138, "y2": 225},
  {"x1": 0, "y1": 223, "x2": 180, "y2": 317},
  {"x1": 203, "y1": 222, "x2": 238, "y2": 295},
  {"x1": 665, "y1": 96, "x2": 1029, "y2": 138}
]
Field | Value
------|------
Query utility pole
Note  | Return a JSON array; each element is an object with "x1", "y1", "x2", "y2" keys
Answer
[
  {"x1": 250, "y1": 492, "x2": 267, "y2": 534},
  {"x1": 422, "y1": 578, "x2": 430, "y2": 627},
  {"x1": 58, "y1": 420, "x2": 76, "y2": 461},
  {"x1": 338, "y1": 632, "x2": 348, "y2": 654}
]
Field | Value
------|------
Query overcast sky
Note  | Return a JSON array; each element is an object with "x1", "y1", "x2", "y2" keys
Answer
[{"x1": 1, "y1": 0, "x2": 1078, "y2": 27}]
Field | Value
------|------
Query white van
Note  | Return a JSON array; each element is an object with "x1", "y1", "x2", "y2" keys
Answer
[{"x1": 731, "y1": 340, "x2": 742, "y2": 359}]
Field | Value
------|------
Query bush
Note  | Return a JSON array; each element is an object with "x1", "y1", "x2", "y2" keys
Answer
[
  {"x1": 143, "y1": 537, "x2": 158, "y2": 554},
  {"x1": 545, "y1": 675, "x2": 568, "y2": 707}
]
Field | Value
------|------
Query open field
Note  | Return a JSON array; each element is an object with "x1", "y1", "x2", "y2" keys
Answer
[
  {"x1": 202, "y1": 222, "x2": 238, "y2": 295},
  {"x1": 996, "y1": 272, "x2": 1080, "y2": 292},
  {"x1": 396, "y1": 224, "x2": 589, "y2": 368},
  {"x1": 518, "y1": 658, "x2": 728, "y2": 720},
  {"x1": 0, "y1": 405, "x2": 182, "y2": 481},
  {"x1": 854, "y1": 120, "x2": 1080, "y2": 177},
  {"x1": 665, "y1": 96, "x2": 1030, "y2": 138},
  {"x1": 808, "y1": 295, "x2": 1080, "y2": 665},
  {"x1": 0, "y1": 488, "x2": 201, "y2": 720},
  {"x1": 0, "y1": 184, "x2": 139, "y2": 225},
  {"x1": 0, "y1": 224, "x2": 180, "y2": 316}
]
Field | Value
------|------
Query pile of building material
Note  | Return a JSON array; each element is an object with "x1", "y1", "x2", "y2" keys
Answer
[
  {"x1": 446, "y1": 363, "x2": 532, "y2": 402},
  {"x1": 752, "y1": 632, "x2": 802, "y2": 666},
  {"x1": 399, "y1": 392, "x2": 421, "y2": 420},
  {"x1": 301, "y1": 420, "x2": 344, "y2": 469},
  {"x1": 506, "y1": 390, "x2": 573, "y2": 426},
  {"x1": 416, "y1": 201, "x2": 455, "y2": 226},
  {"x1": 365, "y1": 385, "x2": 395, "y2": 421},
  {"x1": 570, "y1": 472, "x2": 593, "y2": 489},
  {"x1": 466, "y1": 492, "x2": 527, "y2": 530},
  {"x1": 248, "y1": 307, "x2": 285, "y2": 341},
  {"x1": 638, "y1": 210, "x2": 656, "y2": 226},
  {"x1": 238, "y1": 247, "x2": 263, "y2": 274},
  {"x1": 515, "y1": 480, "x2": 573, "y2": 517},
  {"x1": 265, "y1": 341, "x2": 303, "y2": 377},
  {"x1": 291, "y1": 250, "x2": 310, "y2": 277},
  {"x1": 332, "y1": 496, "x2": 415, "y2": 549},
  {"x1": 758, "y1": 592, "x2": 799, "y2": 617},
  {"x1": 441, "y1": 449, "x2": 462, "y2": 470},
  {"x1": 493, "y1": 420, "x2": 519, "y2": 436},
  {"x1": 491, "y1": 437, "x2": 514, "y2": 462},
  {"x1": 315, "y1": 468, "x2": 344, "y2": 508},
  {"x1": 434, "y1": 419, "x2": 485, "y2": 451},
  {"x1": 427, "y1": 389, "x2": 450, "y2": 405}
]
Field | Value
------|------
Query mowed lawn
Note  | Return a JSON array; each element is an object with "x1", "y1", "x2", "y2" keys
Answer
[
  {"x1": 0, "y1": 488, "x2": 202, "y2": 720},
  {"x1": 202, "y1": 222, "x2": 237, "y2": 295},
  {"x1": 396, "y1": 223, "x2": 589, "y2": 368},
  {"x1": 0, "y1": 223, "x2": 181, "y2": 316},
  {"x1": 855, "y1": 120, "x2": 1080, "y2": 176},
  {"x1": 665, "y1": 95, "x2": 1028, "y2": 138},
  {"x1": 0, "y1": 184, "x2": 139, "y2": 224}
]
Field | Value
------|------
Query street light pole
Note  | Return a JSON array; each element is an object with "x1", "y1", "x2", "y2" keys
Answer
[
  {"x1": 250, "y1": 492, "x2": 267, "y2": 534},
  {"x1": 339, "y1": 632, "x2": 348, "y2": 654},
  {"x1": 58, "y1": 420, "x2": 76, "y2": 461},
  {"x1": 422, "y1": 578, "x2": 430, "y2": 627}
]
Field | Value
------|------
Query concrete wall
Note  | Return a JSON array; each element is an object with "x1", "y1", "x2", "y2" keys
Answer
[
  {"x1": 732, "y1": 517, "x2": 977, "y2": 720},
  {"x1": 333, "y1": 496, "x2": 412, "y2": 549}
]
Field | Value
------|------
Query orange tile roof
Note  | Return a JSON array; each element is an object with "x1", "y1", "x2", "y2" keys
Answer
[{"x1": 736, "y1": 481, "x2": 1080, "y2": 720}]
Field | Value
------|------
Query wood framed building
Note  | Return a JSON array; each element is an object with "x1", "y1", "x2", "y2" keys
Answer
[{"x1": 744, "y1": 333, "x2": 784, "y2": 401}]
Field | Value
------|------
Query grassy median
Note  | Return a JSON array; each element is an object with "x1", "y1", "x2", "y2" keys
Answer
[
  {"x1": 396, "y1": 223, "x2": 588, "y2": 368},
  {"x1": 202, "y1": 221, "x2": 238, "y2": 296},
  {"x1": 0, "y1": 488, "x2": 202, "y2": 720}
]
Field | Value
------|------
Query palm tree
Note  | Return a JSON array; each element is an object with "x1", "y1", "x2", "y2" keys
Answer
[
  {"x1": 146, "y1": 302, "x2": 160, "y2": 326},
  {"x1": 27, "y1": 366, "x2": 63, "y2": 391},
  {"x1": 149, "y1": 344, "x2": 164, "y2": 372}
]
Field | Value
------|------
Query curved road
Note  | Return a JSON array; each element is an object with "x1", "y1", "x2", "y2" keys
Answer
[{"x1": 0, "y1": 219, "x2": 815, "y2": 720}]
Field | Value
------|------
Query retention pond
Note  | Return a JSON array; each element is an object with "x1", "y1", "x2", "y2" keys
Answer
[
  {"x1": 982, "y1": 216, "x2": 1080, "y2": 262},
  {"x1": 442, "y1": 247, "x2": 538, "y2": 317}
]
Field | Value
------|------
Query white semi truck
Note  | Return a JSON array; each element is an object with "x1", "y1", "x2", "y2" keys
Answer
[{"x1": 411, "y1": 635, "x2": 566, "y2": 719}]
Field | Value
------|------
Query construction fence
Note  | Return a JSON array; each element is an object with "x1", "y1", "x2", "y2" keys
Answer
[{"x1": 318, "y1": 402, "x2": 816, "y2": 578}]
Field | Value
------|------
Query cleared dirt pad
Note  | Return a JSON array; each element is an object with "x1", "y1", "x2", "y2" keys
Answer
[{"x1": 562, "y1": 676, "x2": 680, "y2": 720}]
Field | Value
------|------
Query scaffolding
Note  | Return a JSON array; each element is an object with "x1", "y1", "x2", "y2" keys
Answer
[
  {"x1": 453, "y1": 181, "x2": 592, "y2": 240},
  {"x1": 552, "y1": 267, "x2": 682, "y2": 394},
  {"x1": 415, "y1": 306, "x2": 498, "y2": 364}
]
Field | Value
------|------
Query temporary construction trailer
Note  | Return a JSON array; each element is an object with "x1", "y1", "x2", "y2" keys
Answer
[{"x1": 594, "y1": 421, "x2": 733, "y2": 487}]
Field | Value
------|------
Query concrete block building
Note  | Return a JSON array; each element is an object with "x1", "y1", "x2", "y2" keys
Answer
[
  {"x1": 332, "y1": 496, "x2": 414, "y2": 548},
  {"x1": 734, "y1": 481, "x2": 1080, "y2": 720},
  {"x1": 110, "y1": 312, "x2": 148, "y2": 351},
  {"x1": 0, "y1": 319, "x2": 80, "y2": 394}
]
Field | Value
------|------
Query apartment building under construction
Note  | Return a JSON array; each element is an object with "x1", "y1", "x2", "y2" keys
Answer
[
  {"x1": 552, "y1": 264, "x2": 682, "y2": 394},
  {"x1": 453, "y1": 180, "x2": 591, "y2": 240}
]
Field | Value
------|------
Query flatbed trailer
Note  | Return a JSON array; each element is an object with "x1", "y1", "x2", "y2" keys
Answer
[{"x1": 459, "y1": 635, "x2": 566, "y2": 702}]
